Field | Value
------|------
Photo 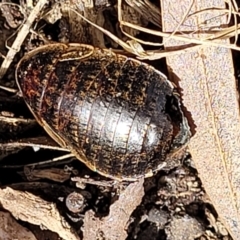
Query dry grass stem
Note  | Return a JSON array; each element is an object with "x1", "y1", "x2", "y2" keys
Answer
[
  {"x1": 0, "y1": 0, "x2": 49, "y2": 79},
  {"x1": 1, "y1": 0, "x2": 240, "y2": 65}
]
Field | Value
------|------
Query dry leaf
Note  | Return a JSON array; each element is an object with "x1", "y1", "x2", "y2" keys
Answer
[{"x1": 161, "y1": 0, "x2": 240, "y2": 239}]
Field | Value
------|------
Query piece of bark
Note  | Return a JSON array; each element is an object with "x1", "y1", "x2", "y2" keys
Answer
[
  {"x1": 0, "y1": 187, "x2": 80, "y2": 240},
  {"x1": 83, "y1": 178, "x2": 144, "y2": 240},
  {"x1": 161, "y1": 0, "x2": 240, "y2": 239},
  {"x1": 0, "y1": 211, "x2": 37, "y2": 240},
  {"x1": 23, "y1": 166, "x2": 72, "y2": 182}
]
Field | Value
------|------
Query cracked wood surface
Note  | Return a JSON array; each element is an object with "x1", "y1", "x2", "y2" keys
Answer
[{"x1": 161, "y1": 0, "x2": 240, "y2": 239}]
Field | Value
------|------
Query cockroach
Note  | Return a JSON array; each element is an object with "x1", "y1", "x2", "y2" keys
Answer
[{"x1": 16, "y1": 43, "x2": 191, "y2": 180}]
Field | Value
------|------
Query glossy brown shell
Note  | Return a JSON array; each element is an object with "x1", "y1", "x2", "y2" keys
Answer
[{"x1": 16, "y1": 43, "x2": 190, "y2": 180}]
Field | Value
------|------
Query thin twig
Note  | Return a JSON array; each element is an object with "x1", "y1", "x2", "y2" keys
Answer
[{"x1": 0, "y1": 153, "x2": 74, "y2": 168}]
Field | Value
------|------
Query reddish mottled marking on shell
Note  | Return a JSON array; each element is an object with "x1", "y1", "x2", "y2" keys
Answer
[{"x1": 16, "y1": 43, "x2": 191, "y2": 180}]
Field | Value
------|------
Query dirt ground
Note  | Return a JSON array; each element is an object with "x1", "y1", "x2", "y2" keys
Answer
[{"x1": 0, "y1": 0, "x2": 239, "y2": 239}]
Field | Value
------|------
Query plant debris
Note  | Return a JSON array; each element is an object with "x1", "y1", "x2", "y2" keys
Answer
[
  {"x1": 0, "y1": 211, "x2": 37, "y2": 240},
  {"x1": 0, "y1": 187, "x2": 80, "y2": 240},
  {"x1": 83, "y1": 179, "x2": 144, "y2": 240}
]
